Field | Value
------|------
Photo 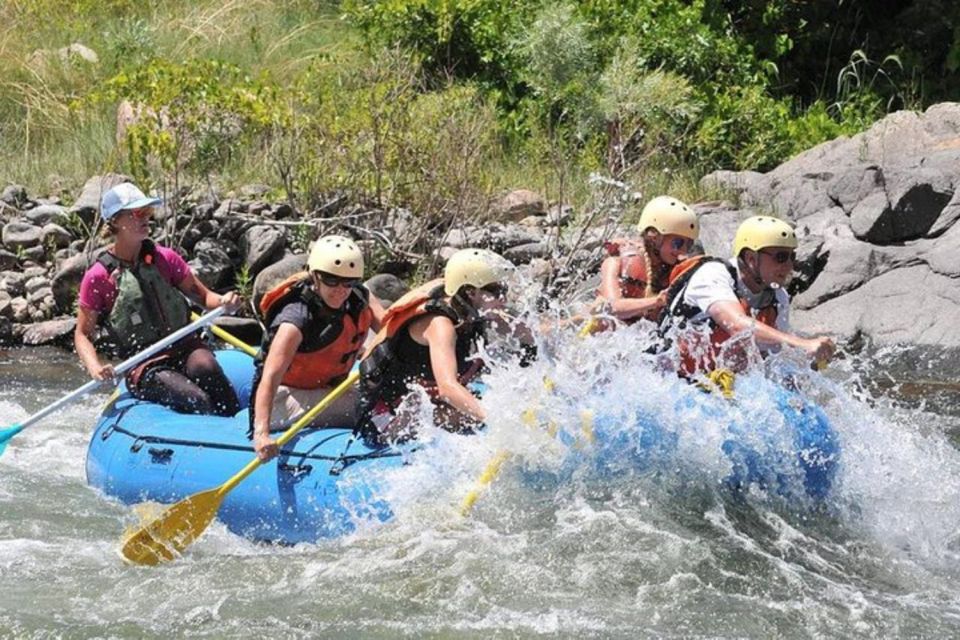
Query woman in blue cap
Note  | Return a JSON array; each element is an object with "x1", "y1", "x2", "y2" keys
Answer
[{"x1": 74, "y1": 182, "x2": 242, "y2": 416}]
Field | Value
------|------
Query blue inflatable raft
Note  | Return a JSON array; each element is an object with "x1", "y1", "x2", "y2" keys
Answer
[
  {"x1": 86, "y1": 350, "x2": 407, "y2": 544},
  {"x1": 86, "y1": 351, "x2": 840, "y2": 545}
]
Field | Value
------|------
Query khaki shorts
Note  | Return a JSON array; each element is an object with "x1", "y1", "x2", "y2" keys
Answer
[{"x1": 269, "y1": 384, "x2": 359, "y2": 430}]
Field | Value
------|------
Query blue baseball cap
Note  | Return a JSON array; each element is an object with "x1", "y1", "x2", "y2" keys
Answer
[{"x1": 100, "y1": 183, "x2": 163, "y2": 221}]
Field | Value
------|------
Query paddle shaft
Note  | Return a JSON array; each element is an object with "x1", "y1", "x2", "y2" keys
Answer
[
  {"x1": 190, "y1": 312, "x2": 259, "y2": 357},
  {"x1": 11, "y1": 307, "x2": 226, "y2": 433},
  {"x1": 215, "y1": 370, "x2": 360, "y2": 498}
]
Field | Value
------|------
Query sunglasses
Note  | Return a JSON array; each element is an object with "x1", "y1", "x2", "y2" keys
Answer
[
  {"x1": 125, "y1": 207, "x2": 153, "y2": 220},
  {"x1": 759, "y1": 249, "x2": 796, "y2": 264},
  {"x1": 481, "y1": 283, "x2": 509, "y2": 298},
  {"x1": 315, "y1": 272, "x2": 360, "y2": 288},
  {"x1": 670, "y1": 237, "x2": 693, "y2": 251}
]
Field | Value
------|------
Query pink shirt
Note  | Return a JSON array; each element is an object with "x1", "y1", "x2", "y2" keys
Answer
[{"x1": 78, "y1": 244, "x2": 192, "y2": 314}]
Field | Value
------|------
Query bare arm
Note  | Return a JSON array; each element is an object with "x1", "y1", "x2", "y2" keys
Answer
[
  {"x1": 411, "y1": 316, "x2": 486, "y2": 422},
  {"x1": 598, "y1": 257, "x2": 665, "y2": 321},
  {"x1": 708, "y1": 300, "x2": 835, "y2": 361},
  {"x1": 251, "y1": 323, "x2": 302, "y2": 461},
  {"x1": 74, "y1": 306, "x2": 115, "y2": 381}
]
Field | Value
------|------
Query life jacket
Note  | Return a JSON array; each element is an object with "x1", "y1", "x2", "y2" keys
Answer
[
  {"x1": 259, "y1": 272, "x2": 373, "y2": 389},
  {"x1": 96, "y1": 240, "x2": 192, "y2": 357},
  {"x1": 602, "y1": 239, "x2": 670, "y2": 300},
  {"x1": 360, "y1": 278, "x2": 484, "y2": 407},
  {"x1": 658, "y1": 256, "x2": 781, "y2": 376}
]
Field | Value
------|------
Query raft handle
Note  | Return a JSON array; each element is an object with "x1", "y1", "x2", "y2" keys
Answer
[
  {"x1": 279, "y1": 463, "x2": 312, "y2": 478},
  {"x1": 148, "y1": 447, "x2": 175, "y2": 464},
  {"x1": 130, "y1": 438, "x2": 144, "y2": 453},
  {"x1": 100, "y1": 425, "x2": 115, "y2": 441}
]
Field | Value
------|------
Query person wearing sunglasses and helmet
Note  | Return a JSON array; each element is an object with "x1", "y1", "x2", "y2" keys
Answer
[
  {"x1": 356, "y1": 247, "x2": 524, "y2": 445},
  {"x1": 593, "y1": 196, "x2": 700, "y2": 330},
  {"x1": 251, "y1": 235, "x2": 387, "y2": 462},
  {"x1": 74, "y1": 182, "x2": 243, "y2": 416},
  {"x1": 659, "y1": 215, "x2": 835, "y2": 377}
]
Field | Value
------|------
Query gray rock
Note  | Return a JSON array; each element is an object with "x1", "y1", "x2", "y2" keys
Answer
[
  {"x1": 2, "y1": 221, "x2": 44, "y2": 250},
  {"x1": 494, "y1": 189, "x2": 546, "y2": 222},
  {"x1": 41, "y1": 223, "x2": 73, "y2": 249},
  {"x1": 1, "y1": 271, "x2": 27, "y2": 297},
  {"x1": 214, "y1": 199, "x2": 247, "y2": 219},
  {"x1": 51, "y1": 253, "x2": 90, "y2": 313},
  {"x1": 241, "y1": 225, "x2": 286, "y2": 277},
  {"x1": 241, "y1": 184, "x2": 271, "y2": 198},
  {"x1": 189, "y1": 239, "x2": 234, "y2": 290},
  {"x1": 848, "y1": 168, "x2": 954, "y2": 244},
  {"x1": 21, "y1": 317, "x2": 76, "y2": 346},
  {"x1": 546, "y1": 204, "x2": 574, "y2": 226},
  {"x1": 27, "y1": 286, "x2": 53, "y2": 305},
  {"x1": 0, "y1": 317, "x2": 11, "y2": 343},
  {"x1": 25, "y1": 204, "x2": 69, "y2": 226},
  {"x1": 71, "y1": 174, "x2": 131, "y2": 225},
  {"x1": 0, "y1": 293, "x2": 11, "y2": 319},
  {"x1": 10, "y1": 297, "x2": 29, "y2": 323},
  {"x1": 504, "y1": 241, "x2": 550, "y2": 264},
  {"x1": 22, "y1": 246, "x2": 46, "y2": 262},
  {"x1": 1, "y1": 184, "x2": 28, "y2": 208},
  {"x1": 58, "y1": 43, "x2": 99, "y2": 64},
  {"x1": 365, "y1": 273, "x2": 410, "y2": 306},
  {"x1": 435, "y1": 246, "x2": 458, "y2": 263},
  {"x1": 0, "y1": 249, "x2": 16, "y2": 271},
  {"x1": 251, "y1": 252, "x2": 306, "y2": 312},
  {"x1": 25, "y1": 276, "x2": 49, "y2": 295},
  {"x1": 22, "y1": 266, "x2": 46, "y2": 279}
]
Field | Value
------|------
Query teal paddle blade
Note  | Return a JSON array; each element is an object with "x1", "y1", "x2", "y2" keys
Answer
[{"x1": 0, "y1": 424, "x2": 24, "y2": 457}]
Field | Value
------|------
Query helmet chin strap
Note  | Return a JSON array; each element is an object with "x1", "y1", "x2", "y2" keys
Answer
[{"x1": 452, "y1": 291, "x2": 481, "y2": 324}]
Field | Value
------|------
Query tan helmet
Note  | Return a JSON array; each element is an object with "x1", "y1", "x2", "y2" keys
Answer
[
  {"x1": 443, "y1": 248, "x2": 512, "y2": 296},
  {"x1": 307, "y1": 235, "x2": 364, "y2": 278},
  {"x1": 733, "y1": 216, "x2": 798, "y2": 257},
  {"x1": 637, "y1": 196, "x2": 699, "y2": 240}
]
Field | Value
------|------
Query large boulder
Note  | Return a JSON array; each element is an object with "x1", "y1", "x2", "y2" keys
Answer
[
  {"x1": 70, "y1": 174, "x2": 131, "y2": 225},
  {"x1": 25, "y1": 204, "x2": 69, "y2": 227},
  {"x1": 51, "y1": 253, "x2": 89, "y2": 313},
  {"x1": 696, "y1": 102, "x2": 960, "y2": 350},
  {"x1": 2, "y1": 221, "x2": 44, "y2": 250},
  {"x1": 21, "y1": 317, "x2": 76, "y2": 346},
  {"x1": 364, "y1": 273, "x2": 409, "y2": 306},
  {"x1": 189, "y1": 239, "x2": 234, "y2": 290},
  {"x1": 241, "y1": 225, "x2": 287, "y2": 278}
]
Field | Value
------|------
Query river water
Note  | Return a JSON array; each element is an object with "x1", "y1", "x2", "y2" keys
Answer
[{"x1": 3, "y1": 332, "x2": 960, "y2": 638}]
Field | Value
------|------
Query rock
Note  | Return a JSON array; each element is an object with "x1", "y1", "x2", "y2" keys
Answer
[
  {"x1": 1, "y1": 271, "x2": 27, "y2": 297},
  {"x1": 189, "y1": 239, "x2": 234, "y2": 290},
  {"x1": 27, "y1": 285, "x2": 53, "y2": 305},
  {"x1": 434, "y1": 246, "x2": 459, "y2": 264},
  {"x1": 2, "y1": 221, "x2": 44, "y2": 250},
  {"x1": 273, "y1": 202, "x2": 295, "y2": 220},
  {"x1": 364, "y1": 273, "x2": 409, "y2": 306},
  {"x1": 41, "y1": 223, "x2": 73, "y2": 249},
  {"x1": 504, "y1": 241, "x2": 550, "y2": 264},
  {"x1": 546, "y1": 204, "x2": 574, "y2": 226},
  {"x1": 212, "y1": 316, "x2": 263, "y2": 347},
  {"x1": 21, "y1": 317, "x2": 76, "y2": 346},
  {"x1": 213, "y1": 198, "x2": 247, "y2": 219},
  {"x1": 0, "y1": 317, "x2": 11, "y2": 344},
  {"x1": 71, "y1": 174, "x2": 130, "y2": 225},
  {"x1": 241, "y1": 225, "x2": 286, "y2": 277},
  {"x1": 0, "y1": 293, "x2": 11, "y2": 319},
  {"x1": 10, "y1": 297, "x2": 29, "y2": 323},
  {"x1": 51, "y1": 253, "x2": 89, "y2": 313},
  {"x1": 25, "y1": 276, "x2": 49, "y2": 296},
  {"x1": 22, "y1": 246, "x2": 46, "y2": 262},
  {"x1": 25, "y1": 203, "x2": 69, "y2": 226},
  {"x1": 252, "y1": 253, "x2": 305, "y2": 311},
  {"x1": 847, "y1": 168, "x2": 954, "y2": 244},
  {"x1": 519, "y1": 215, "x2": 545, "y2": 228},
  {"x1": 494, "y1": 189, "x2": 546, "y2": 222},
  {"x1": 1, "y1": 184, "x2": 27, "y2": 208},
  {"x1": 0, "y1": 249, "x2": 16, "y2": 270},
  {"x1": 241, "y1": 184, "x2": 271, "y2": 198},
  {"x1": 247, "y1": 201, "x2": 270, "y2": 216},
  {"x1": 58, "y1": 43, "x2": 99, "y2": 64}
]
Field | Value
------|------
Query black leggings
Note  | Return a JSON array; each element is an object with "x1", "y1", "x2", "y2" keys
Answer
[{"x1": 135, "y1": 347, "x2": 240, "y2": 417}]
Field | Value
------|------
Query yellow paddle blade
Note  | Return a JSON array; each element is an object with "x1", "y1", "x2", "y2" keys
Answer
[
  {"x1": 459, "y1": 451, "x2": 511, "y2": 516},
  {"x1": 120, "y1": 488, "x2": 224, "y2": 566}
]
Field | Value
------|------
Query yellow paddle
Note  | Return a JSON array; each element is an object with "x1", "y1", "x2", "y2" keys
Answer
[
  {"x1": 120, "y1": 370, "x2": 359, "y2": 565},
  {"x1": 190, "y1": 312, "x2": 259, "y2": 357}
]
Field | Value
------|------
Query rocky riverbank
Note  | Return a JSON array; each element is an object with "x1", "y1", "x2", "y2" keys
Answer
[{"x1": 2, "y1": 102, "x2": 958, "y2": 353}]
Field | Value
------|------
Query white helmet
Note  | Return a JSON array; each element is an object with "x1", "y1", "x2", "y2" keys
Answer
[
  {"x1": 307, "y1": 235, "x2": 364, "y2": 278},
  {"x1": 443, "y1": 248, "x2": 512, "y2": 296},
  {"x1": 637, "y1": 196, "x2": 699, "y2": 241}
]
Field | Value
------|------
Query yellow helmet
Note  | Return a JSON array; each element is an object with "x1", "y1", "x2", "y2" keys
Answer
[
  {"x1": 637, "y1": 196, "x2": 699, "y2": 241},
  {"x1": 307, "y1": 235, "x2": 364, "y2": 278},
  {"x1": 444, "y1": 248, "x2": 512, "y2": 296},
  {"x1": 733, "y1": 216, "x2": 798, "y2": 257}
]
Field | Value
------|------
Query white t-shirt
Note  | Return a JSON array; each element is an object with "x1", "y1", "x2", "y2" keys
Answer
[{"x1": 678, "y1": 260, "x2": 790, "y2": 331}]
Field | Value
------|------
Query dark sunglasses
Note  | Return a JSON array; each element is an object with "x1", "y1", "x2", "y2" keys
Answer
[
  {"x1": 759, "y1": 249, "x2": 796, "y2": 264},
  {"x1": 315, "y1": 272, "x2": 360, "y2": 288},
  {"x1": 481, "y1": 283, "x2": 509, "y2": 298},
  {"x1": 670, "y1": 237, "x2": 693, "y2": 251}
]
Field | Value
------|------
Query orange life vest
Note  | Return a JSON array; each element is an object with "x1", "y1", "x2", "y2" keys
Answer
[
  {"x1": 259, "y1": 272, "x2": 373, "y2": 389},
  {"x1": 659, "y1": 256, "x2": 780, "y2": 376},
  {"x1": 601, "y1": 239, "x2": 669, "y2": 300}
]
